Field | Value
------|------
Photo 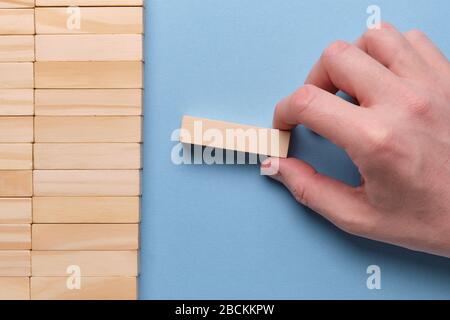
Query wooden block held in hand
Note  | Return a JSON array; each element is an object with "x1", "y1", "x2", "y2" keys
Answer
[
  {"x1": 34, "y1": 143, "x2": 141, "y2": 169},
  {"x1": 35, "y1": 7, "x2": 143, "y2": 34},
  {"x1": 0, "y1": 144, "x2": 32, "y2": 169},
  {"x1": 0, "y1": 0, "x2": 34, "y2": 8},
  {"x1": 33, "y1": 170, "x2": 141, "y2": 196},
  {"x1": 32, "y1": 251, "x2": 138, "y2": 276},
  {"x1": 35, "y1": 61, "x2": 142, "y2": 88},
  {"x1": 180, "y1": 115, "x2": 291, "y2": 158},
  {"x1": 0, "y1": 9, "x2": 34, "y2": 34},
  {"x1": 31, "y1": 276, "x2": 137, "y2": 300},
  {"x1": 0, "y1": 63, "x2": 33, "y2": 88},
  {"x1": 0, "y1": 250, "x2": 30, "y2": 276},
  {"x1": 0, "y1": 277, "x2": 29, "y2": 300},
  {"x1": 36, "y1": 35, "x2": 143, "y2": 61},
  {"x1": 0, "y1": 170, "x2": 32, "y2": 196},
  {"x1": 0, "y1": 224, "x2": 31, "y2": 249},
  {"x1": 36, "y1": 0, "x2": 143, "y2": 5},
  {"x1": 0, "y1": 117, "x2": 33, "y2": 142},
  {"x1": 0, "y1": 198, "x2": 31, "y2": 223},
  {"x1": 0, "y1": 89, "x2": 34, "y2": 115},
  {"x1": 35, "y1": 116, "x2": 141, "y2": 142},
  {"x1": 33, "y1": 197, "x2": 140, "y2": 223},
  {"x1": 32, "y1": 224, "x2": 139, "y2": 250},
  {"x1": 0, "y1": 36, "x2": 34, "y2": 61}
]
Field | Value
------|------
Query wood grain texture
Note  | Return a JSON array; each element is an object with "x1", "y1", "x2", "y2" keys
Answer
[
  {"x1": 0, "y1": 0, "x2": 34, "y2": 8},
  {"x1": 35, "y1": 61, "x2": 142, "y2": 88},
  {"x1": 35, "y1": 89, "x2": 142, "y2": 116},
  {"x1": 0, "y1": 117, "x2": 33, "y2": 142},
  {"x1": 0, "y1": 9, "x2": 34, "y2": 34},
  {"x1": 32, "y1": 251, "x2": 138, "y2": 276},
  {"x1": 31, "y1": 276, "x2": 137, "y2": 300},
  {"x1": 35, "y1": 7, "x2": 143, "y2": 34},
  {"x1": 36, "y1": 35, "x2": 143, "y2": 61},
  {"x1": 0, "y1": 250, "x2": 30, "y2": 276},
  {"x1": 33, "y1": 196, "x2": 140, "y2": 223},
  {"x1": 0, "y1": 224, "x2": 31, "y2": 249},
  {"x1": 0, "y1": 36, "x2": 34, "y2": 61},
  {"x1": 0, "y1": 89, "x2": 34, "y2": 115},
  {"x1": 0, "y1": 198, "x2": 31, "y2": 223},
  {"x1": 0, "y1": 277, "x2": 29, "y2": 299},
  {"x1": 0, "y1": 143, "x2": 32, "y2": 169},
  {"x1": 0, "y1": 63, "x2": 33, "y2": 88},
  {"x1": 36, "y1": 0, "x2": 142, "y2": 5},
  {"x1": 35, "y1": 116, "x2": 142, "y2": 142},
  {"x1": 34, "y1": 143, "x2": 141, "y2": 169},
  {"x1": 0, "y1": 170, "x2": 32, "y2": 196},
  {"x1": 33, "y1": 170, "x2": 141, "y2": 196},
  {"x1": 32, "y1": 224, "x2": 139, "y2": 250}
]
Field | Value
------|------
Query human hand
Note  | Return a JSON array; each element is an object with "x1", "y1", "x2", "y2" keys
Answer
[{"x1": 266, "y1": 23, "x2": 450, "y2": 257}]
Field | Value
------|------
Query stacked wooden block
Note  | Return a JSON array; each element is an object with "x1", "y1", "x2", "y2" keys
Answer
[{"x1": 0, "y1": 0, "x2": 143, "y2": 300}]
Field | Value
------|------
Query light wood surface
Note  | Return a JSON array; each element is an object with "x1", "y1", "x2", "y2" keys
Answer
[
  {"x1": 0, "y1": 9, "x2": 34, "y2": 34},
  {"x1": 34, "y1": 143, "x2": 141, "y2": 169},
  {"x1": 35, "y1": 7, "x2": 143, "y2": 34},
  {"x1": 36, "y1": 0, "x2": 143, "y2": 5},
  {"x1": 0, "y1": 63, "x2": 33, "y2": 88},
  {"x1": 0, "y1": 224, "x2": 31, "y2": 249},
  {"x1": 0, "y1": 117, "x2": 33, "y2": 142},
  {"x1": 0, "y1": 277, "x2": 29, "y2": 299},
  {"x1": 0, "y1": 143, "x2": 32, "y2": 169},
  {"x1": 0, "y1": 36, "x2": 34, "y2": 61},
  {"x1": 35, "y1": 61, "x2": 142, "y2": 88},
  {"x1": 36, "y1": 34, "x2": 143, "y2": 61},
  {"x1": 0, "y1": 250, "x2": 30, "y2": 276},
  {"x1": 31, "y1": 276, "x2": 137, "y2": 300},
  {"x1": 35, "y1": 116, "x2": 142, "y2": 142},
  {"x1": 32, "y1": 251, "x2": 138, "y2": 276},
  {"x1": 0, "y1": 198, "x2": 31, "y2": 223},
  {"x1": 33, "y1": 196, "x2": 140, "y2": 223},
  {"x1": 0, "y1": 170, "x2": 32, "y2": 196},
  {"x1": 0, "y1": 0, "x2": 34, "y2": 8},
  {"x1": 0, "y1": 89, "x2": 34, "y2": 115},
  {"x1": 32, "y1": 224, "x2": 139, "y2": 250}
]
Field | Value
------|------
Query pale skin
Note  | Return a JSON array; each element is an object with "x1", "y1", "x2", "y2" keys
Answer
[{"x1": 264, "y1": 23, "x2": 450, "y2": 257}]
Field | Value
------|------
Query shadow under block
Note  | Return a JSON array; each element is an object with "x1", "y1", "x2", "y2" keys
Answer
[
  {"x1": 36, "y1": 35, "x2": 143, "y2": 61},
  {"x1": 0, "y1": 144, "x2": 33, "y2": 169},
  {"x1": 32, "y1": 224, "x2": 139, "y2": 250},
  {"x1": 0, "y1": 89, "x2": 34, "y2": 115},
  {"x1": 35, "y1": 62, "x2": 142, "y2": 89},
  {"x1": 0, "y1": 9, "x2": 34, "y2": 34},
  {"x1": 35, "y1": 89, "x2": 142, "y2": 115},
  {"x1": 0, "y1": 63, "x2": 33, "y2": 88},
  {"x1": 0, "y1": 250, "x2": 30, "y2": 276},
  {"x1": 0, "y1": 0, "x2": 34, "y2": 8},
  {"x1": 36, "y1": 0, "x2": 143, "y2": 5},
  {"x1": 31, "y1": 277, "x2": 137, "y2": 300},
  {"x1": 0, "y1": 170, "x2": 32, "y2": 196},
  {"x1": 0, "y1": 36, "x2": 34, "y2": 61},
  {"x1": 33, "y1": 170, "x2": 141, "y2": 196},
  {"x1": 32, "y1": 251, "x2": 138, "y2": 276},
  {"x1": 35, "y1": 7, "x2": 143, "y2": 34},
  {"x1": 0, "y1": 224, "x2": 31, "y2": 249},
  {"x1": 34, "y1": 116, "x2": 142, "y2": 142},
  {"x1": 33, "y1": 197, "x2": 140, "y2": 223},
  {"x1": 180, "y1": 115, "x2": 291, "y2": 158},
  {"x1": 0, "y1": 117, "x2": 33, "y2": 142},
  {"x1": 34, "y1": 143, "x2": 141, "y2": 169},
  {"x1": 0, "y1": 198, "x2": 31, "y2": 223},
  {"x1": 0, "y1": 277, "x2": 29, "y2": 300}
]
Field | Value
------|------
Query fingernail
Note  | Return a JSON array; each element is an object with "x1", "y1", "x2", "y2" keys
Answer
[{"x1": 260, "y1": 157, "x2": 282, "y2": 180}]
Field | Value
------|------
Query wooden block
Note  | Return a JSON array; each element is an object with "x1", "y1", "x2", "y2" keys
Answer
[
  {"x1": 180, "y1": 115, "x2": 291, "y2": 158},
  {"x1": 33, "y1": 197, "x2": 140, "y2": 223},
  {"x1": 0, "y1": 36, "x2": 34, "y2": 61},
  {"x1": 35, "y1": 89, "x2": 142, "y2": 116},
  {"x1": 36, "y1": 0, "x2": 142, "y2": 5},
  {"x1": 33, "y1": 170, "x2": 140, "y2": 196},
  {"x1": 34, "y1": 143, "x2": 141, "y2": 169},
  {"x1": 36, "y1": 35, "x2": 143, "y2": 61},
  {"x1": 35, "y1": 61, "x2": 142, "y2": 89},
  {"x1": 0, "y1": 250, "x2": 30, "y2": 276},
  {"x1": 0, "y1": 89, "x2": 34, "y2": 115},
  {"x1": 35, "y1": 116, "x2": 141, "y2": 142},
  {"x1": 31, "y1": 277, "x2": 136, "y2": 300},
  {"x1": 32, "y1": 224, "x2": 139, "y2": 250},
  {"x1": 0, "y1": 117, "x2": 33, "y2": 142},
  {"x1": 35, "y1": 7, "x2": 143, "y2": 34},
  {"x1": 0, "y1": 224, "x2": 31, "y2": 249},
  {"x1": 0, "y1": 198, "x2": 31, "y2": 223},
  {"x1": 0, "y1": 170, "x2": 32, "y2": 196},
  {"x1": 0, "y1": 143, "x2": 32, "y2": 169},
  {"x1": 0, "y1": 9, "x2": 34, "y2": 34},
  {"x1": 0, "y1": 277, "x2": 29, "y2": 300},
  {"x1": 0, "y1": 63, "x2": 33, "y2": 88},
  {"x1": 32, "y1": 251, "x2": 138, "y2": 276},
  {"x1": 0, "y1": 0, "x2": 34, "y2": 8}
]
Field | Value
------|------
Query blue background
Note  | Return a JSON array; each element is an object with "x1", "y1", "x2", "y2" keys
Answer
[{"x1": 141, "y1": 0, "x2": 450, "y2": 299}]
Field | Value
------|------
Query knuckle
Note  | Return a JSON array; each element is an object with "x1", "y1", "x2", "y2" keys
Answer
[
  {"x1": 322, "y1": 40, "x2": 351, "y2": 60},
  {"x1": 405, "y1": 29, "x2": 427, "y2": 41},
  {"x1": 400, "y1": 88, "x2": 433, "y2": 118},
  {"x1": 290, "y1": 183, "x2": 308, "y2": 206},
  {"x1": 363, "y1": 126, "x2": 395, "y2": 155},
  {"x1": 289, "y1": 84, "x2": 319, "y2": 115}
]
